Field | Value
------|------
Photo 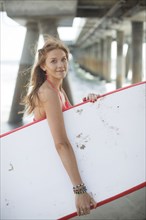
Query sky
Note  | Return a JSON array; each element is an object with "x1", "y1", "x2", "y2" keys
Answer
[{"x1": 0, "y1": 12, "x2": 26, "y2": 61}]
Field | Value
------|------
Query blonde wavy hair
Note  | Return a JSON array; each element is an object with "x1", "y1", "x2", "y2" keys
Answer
[{"x1": 24, "y1": 35, "x2": 69, "y2": 115}]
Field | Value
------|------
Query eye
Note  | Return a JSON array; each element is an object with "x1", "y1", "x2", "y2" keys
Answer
[
  {"x1": 62, "y1": 57, "x2": 67, "y2": 62},
  {"x1": 51, "y1": 59, "x2": 57, "y2": 63}
]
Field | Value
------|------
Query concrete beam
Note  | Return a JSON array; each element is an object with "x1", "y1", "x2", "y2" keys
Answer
[
  {"x1": 39, "y1": 18, "x2": 59, "y2": 38},
  {"x1": 4, "y1": 0, "x2": 77, "y2": 17},
  {"x1": 2, "y1": 0, "x2": 77, "y2": 26},
  {"x1": 116, "y1": 30, "x2": 125, "y2": 89},
  {"x1": 106, "y1": 36, "x2": 112, "y2": 82},
  {"x1": 131, "y1": 21, "x2": 143, "y2": 83}
]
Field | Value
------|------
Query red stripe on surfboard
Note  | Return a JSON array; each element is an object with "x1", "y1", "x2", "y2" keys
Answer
[
  {"x1": 63, "y1": 80, "x2": 146, "y2": 112},
  {"x1": 0, "y1": 119, "x2": 45, "y2": 138},
  {"x1": 0, "y1": 81, "x2": 146, "y2": 138},
  {"x1": 63, "y1": 80, "x2": 146, "y2": 110},
  {"x1": 58, "y1": 182, "x2": 146, "y2": 220}
]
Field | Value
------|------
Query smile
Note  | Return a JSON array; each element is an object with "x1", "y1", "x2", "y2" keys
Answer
[{"x1": 57, "y1": 70, "x2": 65, "y2": 73}]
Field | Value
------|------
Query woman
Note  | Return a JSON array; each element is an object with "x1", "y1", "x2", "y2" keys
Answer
[{"x1": 24, "y1": 35, "x2": 99, "y2": 216}]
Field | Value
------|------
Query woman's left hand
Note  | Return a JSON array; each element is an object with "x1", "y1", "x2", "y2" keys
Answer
[{"x1": 83, "y1": 93, "x2": 100, "y2": 103}]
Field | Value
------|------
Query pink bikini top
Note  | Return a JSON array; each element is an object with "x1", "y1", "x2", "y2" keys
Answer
[
  {"x1": 47, "y1": 78, "x2": 71, "y2": 111},
  {"x1": 33, "y1": 79, "x2": 71, "y2": 121}
]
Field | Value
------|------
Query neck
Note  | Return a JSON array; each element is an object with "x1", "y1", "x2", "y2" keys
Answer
[{"x1": 46, "y1": 75, "x2": 62, "y2": 91}]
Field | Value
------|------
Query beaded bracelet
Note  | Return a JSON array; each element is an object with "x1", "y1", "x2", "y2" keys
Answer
[{"x1": 73, "y1": 183, "x2": 87, "y2": 195}]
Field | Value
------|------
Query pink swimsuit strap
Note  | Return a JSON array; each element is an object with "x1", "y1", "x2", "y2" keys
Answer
[{"x1": 46, "y1": 78, "x2": 71, "y2": 111}]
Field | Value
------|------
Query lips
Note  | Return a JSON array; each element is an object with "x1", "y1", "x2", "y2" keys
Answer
[
  {"x1": 57, "y1": 70, "x2": 65, "y2": 72},
  {"x1": 57, "y1": 70, "x2": 66, "y2": 74}
]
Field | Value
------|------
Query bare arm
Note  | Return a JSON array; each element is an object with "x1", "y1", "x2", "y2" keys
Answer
[
  {"x1": 39, "y1": 88, "x2": 96, "y2": 215},
  {"x1": 39, "y1": 88, "x2": 82, "y2": 185}
]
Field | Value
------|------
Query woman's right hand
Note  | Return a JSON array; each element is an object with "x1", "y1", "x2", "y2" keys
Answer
[
  {"x1": 83, "y1": 93, "x2": 100, "y2": 103},
  {"x1": 75, "y1": 192, "x2": 96, "y2": 216}
]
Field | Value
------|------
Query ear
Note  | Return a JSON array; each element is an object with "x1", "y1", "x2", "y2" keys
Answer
[{"x1": 40, "y1": 64, "x2": 46, "y2": 71}]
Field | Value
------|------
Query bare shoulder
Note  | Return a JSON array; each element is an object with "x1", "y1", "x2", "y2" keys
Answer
[{"x1": 38, "y1": 81, "x2": 57, "y2": 103}]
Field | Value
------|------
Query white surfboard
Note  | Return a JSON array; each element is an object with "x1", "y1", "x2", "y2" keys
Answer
[{"x1": 1, "y1": 82, "x2": 146, "y2": 220}]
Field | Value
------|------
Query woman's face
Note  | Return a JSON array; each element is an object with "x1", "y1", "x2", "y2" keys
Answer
[{"x1": 42, "y1": 48, "x2": 68, "y2": 80}]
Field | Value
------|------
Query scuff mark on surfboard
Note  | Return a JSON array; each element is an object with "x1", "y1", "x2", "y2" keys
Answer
[
  {"x1": 8, "y1": 163, "x2": 14, "y2": 171},
  {"x1": 76, "y1": 133, "x2": 91, "y2": 149},
  {"x1": 76, "y1": 133, "x2": 91, "y2": 142},
  {"x1": 76, "y1": 133, "x2": 83, "y2": 138},
  {"x1": 5, "y1": 199, "x2": 9, "y2": 206},
  {"x1": 109, "y1": 126, "x2": 120, "y2": 135},
  {"x1": 100, "y1": 117, "x2": 119, "y2": 135},
  {"x1": 76, "y1": 144, "x2": 86, "y2": 149},
  {"x1": 96, "y1": 97, "x2": 105, "y2": 108},
  {"x1": 75, "y1": 109, "x2": 83, "y2": 115}
]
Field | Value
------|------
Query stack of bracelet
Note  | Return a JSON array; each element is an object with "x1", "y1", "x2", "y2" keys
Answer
[{"x1": 73, "y1": 183, "x2": 87, "y2": 194}]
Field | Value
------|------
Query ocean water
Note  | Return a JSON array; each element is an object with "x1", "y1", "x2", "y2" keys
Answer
[{"x1": 68, "y1": 60, "x2": 116, "y2": 104}]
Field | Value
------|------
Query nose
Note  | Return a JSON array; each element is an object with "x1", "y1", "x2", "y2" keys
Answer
[{"x1": 57, "y1": 61, "x2": 64, "y2": 68}]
